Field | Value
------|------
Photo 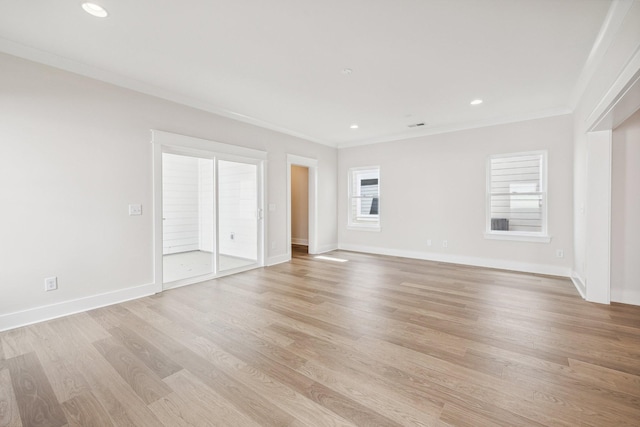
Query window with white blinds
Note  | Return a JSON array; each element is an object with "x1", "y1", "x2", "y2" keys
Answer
[
  {"x1": 486, "y1": 151, "x2": 549, "y2": 241},
  {"x1": 348, "y1": 166, "x2": 380, "y2": 230}
]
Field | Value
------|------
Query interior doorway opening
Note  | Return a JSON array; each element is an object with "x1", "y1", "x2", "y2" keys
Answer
[
  {"x1": 286, "y1": 154, "x2": 318, "y2": 260},
  {"x1": 291, "y1": 165, "x2": 309, "y2": 254}
]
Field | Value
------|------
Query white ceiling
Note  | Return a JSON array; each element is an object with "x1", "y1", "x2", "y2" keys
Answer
[{"x1": 0, "y1": 0, "x2": 612, "y2": 147}]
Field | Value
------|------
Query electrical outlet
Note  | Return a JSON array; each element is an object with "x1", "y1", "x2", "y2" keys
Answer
[
  {"x1": 271, "y1": 241, "x2": 277, "y2": 250},
  {"x1": 230, "y1": 232, "x2": 235, "y2": 240},
  {"x1": 427, "y1": 239, "x2": 432, "y2": 247},
  {"x1": 44, "y1": 276, "x2": 58, "y2": 291},
  {"x1": 556, "y1": 249, "x2": 564, "y2": 258},
  {"x1": 442, "y1": 240, "x2": 448, "y2": 248}
]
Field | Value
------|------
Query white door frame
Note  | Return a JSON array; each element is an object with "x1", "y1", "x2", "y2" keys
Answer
[
  {"x1": 151, "y1": 130, "x2": 267, "y2": 293},
  {"x1": 287, "y1": 154, "x2": 318, "y2": 258},
  {"x1": 582, "y1": 49, "x2": 640, "y2": 304}
]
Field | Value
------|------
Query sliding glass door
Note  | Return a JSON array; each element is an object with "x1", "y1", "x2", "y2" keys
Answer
[{"x1": 160, "y1": 150, "x2": 262, "y2": 289}]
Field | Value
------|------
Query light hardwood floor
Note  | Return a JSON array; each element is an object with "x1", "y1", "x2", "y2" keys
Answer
[{"x1": 1, "y1": 248, "x2": 639, "y2": 426}]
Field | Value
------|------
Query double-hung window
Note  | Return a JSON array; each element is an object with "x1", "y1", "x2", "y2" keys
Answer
[
  {"x1": 348, "y1": 166, "x2": 380, "y2": 230},
  {"x1": 485, "y1": 151, "x2": 550, "y2": 242}
]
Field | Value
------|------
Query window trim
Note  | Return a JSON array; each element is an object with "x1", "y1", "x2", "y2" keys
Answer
[
  {"x1": 347, "y1": 166, "x2": 381, "y2": 231},
  {"x1": 484, "y1": 150, "x2": 550, "y2": 243}
]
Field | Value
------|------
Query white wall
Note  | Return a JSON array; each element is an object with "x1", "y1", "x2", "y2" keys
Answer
[
  {"x1": 611, "y1": 108, "x2": 640, "y2": 305},
  {"x1": 572, "y1": 1, "x2": 640, "y2": 300},
  {"x1": 291, "y1": 165, "x2": 309, "y2": 245},
  {"x1": 584, "y1": 130, "x2": 612, "y2": 303},
  {"x1": 338, "y1": 115, "x2": 574, "y2": 276},
  {"x1": 0, "y1": 52, "x2": 337, "y2": 327}
]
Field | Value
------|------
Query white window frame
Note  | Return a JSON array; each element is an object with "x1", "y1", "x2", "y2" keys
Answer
[
  {"x1": 348, "y1": 166, "x2": 380, "y2": 231},
  {"x1": 484, "y1": 151, "x2": 551, "y2": 243}
]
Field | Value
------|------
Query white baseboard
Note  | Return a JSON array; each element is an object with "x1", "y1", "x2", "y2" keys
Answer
[
  {"x1": 266, "y1": 253, "x2": 291, "y2": 266},
  {"x1": 0, "y1": 282, "x2": 157, "y2": 332},
  {"x1": 337, "y1": 243, "x2": 572, "y2": 277},
  {"x1": 311, "y1": 243, "x2": 339, "y2": 255},
  {"x1": 571, "y1": 273, "x2": 587, "y2": 299},
  {"x1": 291, "y1": 238, "x2": 309, "y2": 246},
  {"x1": 611, "y1": 289, "x2": 640, "y2": 306}
]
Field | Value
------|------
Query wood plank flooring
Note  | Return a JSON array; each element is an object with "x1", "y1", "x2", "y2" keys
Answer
[{"x1": 1, "y1": 248, "x2": 640, "y2": 426}]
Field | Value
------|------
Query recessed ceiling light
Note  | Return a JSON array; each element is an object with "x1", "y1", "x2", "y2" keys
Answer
[
  {"x1": 470, "y1": 99, "x2": 483, "y2": 106},
  {"x1": 82, "y1": 2, "x2": 108, "y2": 18},
  {"x1": 341, "y1": 68, "x2": 353, "y2": 75},
  {"x1": 350, "y1": 124, "x2": 359, "y2": 129}
]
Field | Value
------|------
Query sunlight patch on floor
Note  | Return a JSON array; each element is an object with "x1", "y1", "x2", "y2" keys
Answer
[{"x1": 314, "y1": 255, "x2": 348, "y2": 263}]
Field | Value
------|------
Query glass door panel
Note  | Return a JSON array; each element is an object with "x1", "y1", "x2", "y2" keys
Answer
[
  {"x1": 162, "y1": 153, "x2": 215, "y2": 284},
  {"x1": 217, "y1": 159, "x2": 258, "y2": 272}
]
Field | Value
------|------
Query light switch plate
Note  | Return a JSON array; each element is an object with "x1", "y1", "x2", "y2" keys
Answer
[{"x1": 129, "y1": 204, "x2": 142, "y2": 216}]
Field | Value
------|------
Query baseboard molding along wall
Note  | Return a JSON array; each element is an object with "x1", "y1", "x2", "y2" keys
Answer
[
  {"x1": 266, "y1": 253, "x2": 291, "y2": 266},
  {"x1": 291, "y1": 238, "x2": 309, "y2": 246},
  {"x1": 338, "y1": 243, "x2": 572, "y2": 277},
  {"x1": 268, "y1": 243, "x2": 338, "y2": 264},
  {"x1": 571, "y1": 273, "x2": 587, "y2": 299},
  {"x1": 312, "y1": 243, "x2": 339, "y2": 255},
  {"x1": 0, "y1": 282, "x2": 157, "y2": 332},
  {"x1": 611, "y1": 289, "x2": 640, "y2": 306}
]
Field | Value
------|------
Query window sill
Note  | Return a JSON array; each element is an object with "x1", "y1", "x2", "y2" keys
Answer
[{"x1": 484, "y1": 232, "x2": 551, "y2": 243}]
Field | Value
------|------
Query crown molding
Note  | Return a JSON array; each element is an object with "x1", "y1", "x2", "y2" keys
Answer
[
  {"x1": 0, "y1": 38, "x2": 334, "y2": 147},
  {"x1": 336, "y1": 107, "x2": 573, "y2": 149},
  {"x1": 569, "y1": 0, "x2": 635, "y2": 110}
]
